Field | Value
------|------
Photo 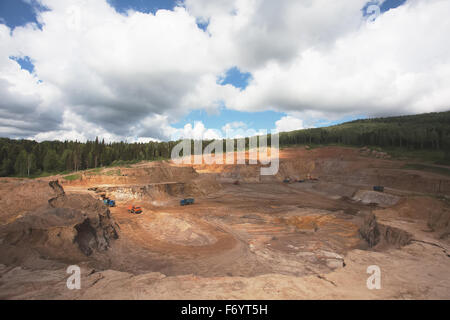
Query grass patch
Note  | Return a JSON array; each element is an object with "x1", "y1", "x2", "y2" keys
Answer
[
  {"x1": 27, "y1": 171, "x2": 70, "y2": 179},
  {"x1": 31, "y1": 172, "x2": 58, "y2": 178},
  {"x1": 106, "y1": 158, "x2": 168, "y2": 168},
  {"x1": 107, "y1": 159, "x2": 142, "y2": 168},
  {"x1": 86, "y1": 167, "x2": 102, "y2": 174},
  {"x1": 63, "y1": 173, "x2": 82, "y2": 181},
  {"x1": 104, "y1": 169, "x2": 121, "y2": 176},
  {"x1": 383, "y1": 148, "x2": 448, "y2": 164}
]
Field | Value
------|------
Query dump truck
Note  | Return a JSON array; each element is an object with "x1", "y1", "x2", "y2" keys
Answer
[
  {"x1": 180, "y1": 198, "x2": 195, "y2": 206},
  {"x1": 128, "y1": 205, "x2": 142, "y2": 214},
  {"x1": 103, "y1": 199, "x2": 115, "y2": 207},
  {"x1": 373, "y1": 186, "x2": 385, "y2": 192}
]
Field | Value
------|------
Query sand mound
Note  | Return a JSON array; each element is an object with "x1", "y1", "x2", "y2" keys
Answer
[
  {"x1": 98, "y1": 183, "x2": 186, "y2": 202},
  {"x1": 353, "y1": 190, "x2": 400, "y2": 207},
  {"x1": 0, "y1": 179, "x2": 64, "y2": 224},
  {"x1": 63, "y1": 162, "x2": 199, "y2": 186},
  {"x1": 195, "y1": 164, "x2": 262, "y2": 183},
  {"x1": 142, "y1": 214, "x2": 217, "y2": 246},
  {"x1": 184, "y1": 175, "x2": 222, "y2": 195},
  {"x1": 389, "y1": 197, "x2": 448, "y2": 220},
  {"x1": 424, "y1": 200, "x2": 450, "y2": 239},
  {"x1": 277, "y1": 159, "x2": 316, "y2": 181},
  {"x1": 297, "y1": 181, "x2": 357, "y2": 198},
  {"x1": 0, "y1": 181, "x2": 119, "y2": 266},
  {"x1": 94, "y1": 176, "x2": 221, "y2": 203}
]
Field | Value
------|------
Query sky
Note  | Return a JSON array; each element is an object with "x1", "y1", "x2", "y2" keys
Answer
[{"x1": 0, "y1": 0, "x2": 448, "y2": 142}]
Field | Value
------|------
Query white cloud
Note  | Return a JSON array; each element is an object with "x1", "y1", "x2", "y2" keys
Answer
[
  {"x1": 185, "y1": 0, "x2": 368, "y2": 69},
  {"x1": 221, "y1": 121, "x2": 247, "y2": 132},
  {"x1": 1, "y1": 0, "x2": 235, "y2": 140},
  {"x1": 221, "y1": 121, "x2": 268, "y2": 138},
  {"x1": 275, "y1": 115, "x2": 304, "y2": 133},
  {"x1": 168, "y1": 120, "x2": 270, "y2": 141},
  {"x1": 170, "y1": 122, "x2": 222, "y2": 140},
  {"x1": 0, "y1": 0, "x2": 449, "y2": 142},
  {"x1": 225, "y1": 0, "x2": 450, "y2": 116}
]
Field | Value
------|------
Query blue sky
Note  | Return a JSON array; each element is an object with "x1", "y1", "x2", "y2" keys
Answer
[
  {"x1": 173, "y1": 109, "x2": 285, "y2": 130},
  {"x1": 1, "y1": 0, "x2": 427, "y2": 142},
  {"x1": 0, "y1": 0, "x2": 48, "y2": 29},
  {"x1": 9, "y1": 55, "x2": 35, "y2": 73},
  {"x1": 218, "y1": 67, "x2": 252, "y2": 91},
  {"x1": 379, "y1": 0, "x2": 407, "y2": 12},
  {"x1": 0, "y1": 0, "x2": 408, "y2": 30},
  {"x1": 107, "y1": 0, "x2": 176, "y2": 14}
]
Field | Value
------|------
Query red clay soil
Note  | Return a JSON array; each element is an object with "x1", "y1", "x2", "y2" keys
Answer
[{"x1": 0, "y1": 146, "x2": 449, "y2": 299}]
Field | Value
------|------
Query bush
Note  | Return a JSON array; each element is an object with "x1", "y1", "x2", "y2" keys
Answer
[{"x1": 63, "y1": 174, "x2": 82, "y2": 181}]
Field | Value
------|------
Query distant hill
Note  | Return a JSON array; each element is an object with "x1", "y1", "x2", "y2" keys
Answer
[
  {"x1": 278, "y1": 111, "x2": 450, "y2": 151},
  {"x1": 1, "y1": 111, "x2": 449, "y2": 177}
]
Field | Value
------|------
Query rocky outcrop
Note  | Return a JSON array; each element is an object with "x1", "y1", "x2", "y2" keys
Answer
[
  {"x1": 359, "y1": 212, "x2": 412, "y2": 248},
  {"x1": 353, "y1": 190, "x2": 400, "y2": 207},
  {"x1": 428, "y1": 208, "x2": 450, "y2": 239},
  {"x1": 359, "y1": 213, "x2": 381, "y2": 247},
  {"x1": 0, "y1": 181, "x2": 119, "y2": 265}
]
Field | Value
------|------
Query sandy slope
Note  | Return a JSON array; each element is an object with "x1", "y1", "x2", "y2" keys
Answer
[{"x1": 0, "y1": 146, "x2": 449, "y2": 299}]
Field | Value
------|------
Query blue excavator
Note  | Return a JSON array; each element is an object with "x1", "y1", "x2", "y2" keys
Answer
[
  {"x1": 103, "y1": 198, "x2": 116, "y2": 207},
  {"x1": 180, "y1": 198, "x2": 195, "y2": 206}
]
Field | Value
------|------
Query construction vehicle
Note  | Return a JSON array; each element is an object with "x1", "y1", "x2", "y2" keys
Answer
[
  {"x1": 103, "y1": 199, "x2": 116, "y2": 207},
  {"x1": 101, "y1": 195, "x2": 115, "y2": 207},
  {"x1": 180, "y1": 198, "x2": 195, "y2": 206},
  {"x1": 373, "y1": 186, "x2": 385, "y2": 192},
  {"x1": 128, "y1": 205, "x2": 142, "y2": 214}
]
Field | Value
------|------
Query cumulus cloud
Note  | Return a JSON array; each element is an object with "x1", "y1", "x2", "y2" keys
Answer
[
  {"x1": 275, "y1": 115, "x2": 305, "y2": 133},
  {"x1": 0, "y1": 0, "x2": 448, "y2": 142},
  {"x1": 167, "y1": 120, "x2": 270, "y2": 141},
  {"x1": 225, "y1": 0, "x2": 450, "y2": 116},
  {"x1": 185, "y1": 0, "x2": 368, "y2": 69},
  {"x1": 0, "y1": 24, "x2": 62, "y2": 138},
  {"x1": 170, "y1": 121, "x2": 222, "y2": 140},
  {"x1": 1, "y1": 0, "x2": 236, "y2": 141}
]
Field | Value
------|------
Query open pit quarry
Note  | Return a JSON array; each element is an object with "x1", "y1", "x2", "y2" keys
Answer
[{"x1": 0, "y1": 146, "x2": 449, "y2": 299}]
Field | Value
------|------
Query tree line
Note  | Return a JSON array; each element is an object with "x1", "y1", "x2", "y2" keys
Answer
[
  {"x1": 0, "y1": 137, "x2": 177, "y2": 177},
  {"x1": 1, "y1": 111, "x2": 449, "y2": 177},
  {"x1": 278, "y1": 111, "x2": 450, "y2": 150}
]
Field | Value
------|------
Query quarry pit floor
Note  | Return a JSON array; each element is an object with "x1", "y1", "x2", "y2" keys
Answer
[
  {"x1": 64, "y1": 182, "x2": 368, "y2": 278},
  {"x1": 1, "y1": 146, "x2": 449, "y2": 299}
]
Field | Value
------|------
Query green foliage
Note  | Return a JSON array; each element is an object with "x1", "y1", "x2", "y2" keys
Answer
[
  {"x1": 0, "y1": 158, "x2": 13, "y2": 176},
  {"x1": 0, "y1": 111, "x2": 449, "y2": 177},
  {"x1": 43, "y1": 149, "x2": 59, "y2": 172},
  {"x1": 0, "y1": 136, "x2": 174, "y2": 177},
  {"x1": 384, "y1": 147, "x2": 447, "y2": 164},
  {"x1": 278, "y1": 111, "x2": 450, "y2": 150},
  {"x1": 104, "y1": 169, "x2": 121, "y2": 176},
  {"x1": 14, "y1": 150, "x2": 28, "y2": 177},
  {"x1": 277, "y1": 111, "x2": 450, "y2": 164},
  {"x1": 63, "y1": 174, "x2": 82, "y2": 181},
  {"x1": 86, "y1": 168, "x2": 103, "y2": 175},
  {"x1": 108, "y1": 159, "x2": 142, "y2": 167}
]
